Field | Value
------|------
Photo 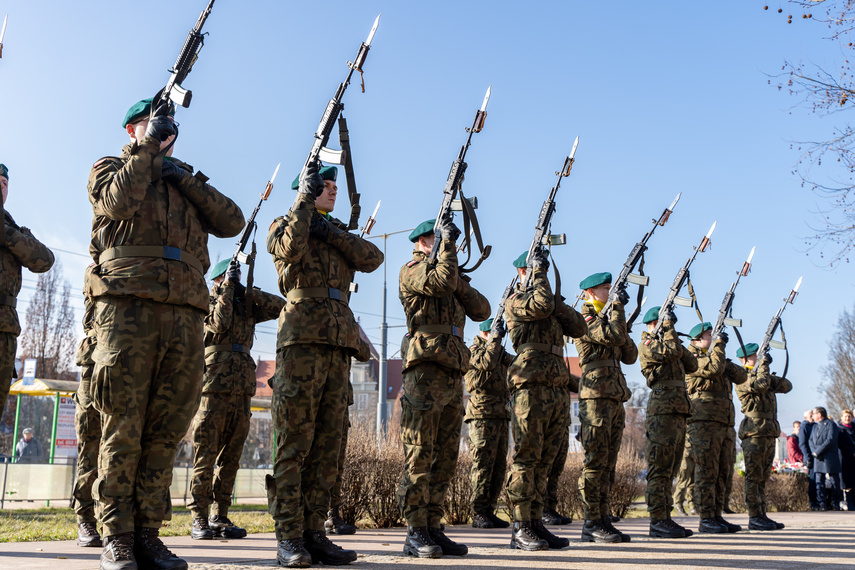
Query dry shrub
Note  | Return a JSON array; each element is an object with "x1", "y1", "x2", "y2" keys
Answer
[
  {"x1": 363, "y1": 422, "x2": 405, "y2": 528},
  {"x1": 443, "y1": 445, "x2": 473, "y2": 524},
  {"x1": 766, "y1": 472, "x2": 811, "y2": 512},
  {"x1": 338, "y1": 417, "x2": 375, "y2": 525},
  {"x1": 729, "y1": 470, "x2": 746, "y2": 513},
  {"x1": 609, "y1": 442, "x2": 646, "y2": 518},
  {"x1": 555, "y1": 453, "x2": 583, "y2": 517}
]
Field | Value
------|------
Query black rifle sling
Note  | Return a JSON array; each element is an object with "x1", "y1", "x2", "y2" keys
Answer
[
  {"x1": 458, "y1": 189, "x2": 490, "y2": 273},
  {"x1": 686, "y1": 277, "x2": 705, "y2": 323},
  {"x1": 626, "y1": 255, "x2": 646, "y2": 327},
  {"x1": 245, "y1": 232, "x2": 257, "y2": 323},
  {"x1": 547, "y1": 249, "x2": 562, "y2": 301},
  {"x1": 338, "y1": 117, "x2": 361, "y2": 231},
  {"x1": 780, "y1": 322, "x2": 789, "y2": 379},
  {"x1": 733, "y1": 324, "x2": 748, "y2": 358}
]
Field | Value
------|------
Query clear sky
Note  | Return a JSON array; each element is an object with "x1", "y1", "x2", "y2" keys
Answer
[{"x1": 0, "y1": 1, "x2": 850, "y2": 427}]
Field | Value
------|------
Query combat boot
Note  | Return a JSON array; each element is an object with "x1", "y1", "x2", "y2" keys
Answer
[
  {"x1": 209, "y1": 515, "x2": 247, "y2": 539},
  {"x1": 471, "y1": 512, "x2": 494, "y2": 528},
  {"x1": 190, "y1": 517, "x2": 213, "y2": 540},
  {"x1": 276, "y1": 537, "x2": 312, "y2": 568},
  {"x1": 78, "y1": 522, "x2": 103, "y2": 547},
  {"x1": 748, "y1": 516, "x2": 777, "y2": 531},
  {"x1": 715, "y1": 516, "x2": 742, "y2": 533},
  {"x1": 100, "y1": 533, "x2": 137, "y2": 570},
  {"x1": 649, "y1": 518, "x2": 685, "y2": 539},
  {"x1": 487, "y1": 512, "x2": 510, "y2": 529},
  {"x1": 133, "y1": 528, "x2": 187, "y2": 570},
  {"x1": 698, "y1": 518, "x2": 728, "y2": 533},
  {"x1": 581, "y1": 519, "x2": 621, "y2": 543},
  {"x1": 542, "y1": 507, "x2": 573, "y2": 525},
  {"x1": 325, "y1": 508, "x2": 357, "y2": 535},
  {"x1": 428, "y1": 526, "x2": 468, "y2": 556},
  {"x1": 601, "y1": 516, "x2": 631, "y2": 542},
  {"x1": 403, "y1": 526, "x2": 442, "y2": 558},
  {"x1": 303, "y1": 529, "x2": 358, "y2": 565},
  {"x1": 761, "y1": 511, "x2": 785, "y2": 529},
  {"x1": 509, "y1": 521, "x2": 549, "y2": 551},
  {"x1": 531, "y1": 520, "x2": 570, "y2": 548}
]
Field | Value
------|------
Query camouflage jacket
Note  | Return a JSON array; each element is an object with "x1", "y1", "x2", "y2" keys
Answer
[
  {"x1": 75, "y1": 294, "x2": 96, "y2": 368},
  {"x1": 267, "y1": 193, "x2": 382, "y2": 357},
  {"x1": 574, "y1": 301, "x2": 637, "y2": 402},
  {"x1": 685, "y1": 341, "x2": 747, "y2": 424},
  {"x1": 0, "y1": 211, "x2": 54, "y2": 335},
  {"x1": 736, "y1": 360, "x2": 792, "y2": 438},
  {"x1": 464, "y1": 335, "x2": 514, "y2": 420},
  {"x1": 639, "y1": 324, "x2": 697, "y2": 416},
  {"x1": 505, "y1": 269, "x2": 586, "y2": 389},
  {"x1": 203, "y1": 281, "x2": 285, "y2": 394},
  {"x1": 399, "y1": 240, "x2": 491, "y2": 373},
  {"x1": 86, "y1": 138, "x2": 245, "y2": 312}
]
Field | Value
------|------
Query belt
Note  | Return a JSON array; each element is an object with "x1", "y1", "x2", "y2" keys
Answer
[
  {"x1": 287, "y1": 287, "x2": 348, "y2": 305},
  {"x1": 415, "y1": 324, "x2": 463, "y2": 338},
  {"x1": 0, "y1": 294, "x2": 17, "y2": 308},
  {"x1": 691, "y1": 390, "x2": 732, "y2": 400},
  {"x1": 744, "y1": 411, "x2": 775, "y2": 420},
  {"x1": 516, "y1": 342, "x2": 563, "y2": 357},
  {"x1": 205, "y1": 343, "x2": 251, "y2": 356},
  {"x1": 654, "y1": 379, "x2": 686, "y2": 388},
  {"x1": 580, "y1": 359, "x2": 620, "y2": 374},
  {"x1": 98, "y1": 246, "x2": 204, "y2": 275}
]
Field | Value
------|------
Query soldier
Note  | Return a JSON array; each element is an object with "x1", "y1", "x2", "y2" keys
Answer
[
  {"x1": 465, "y1": 318, "x2": 513, "y2": 530},
  {"x1": 637, "y1": 306, "x2": 697, "y2": 538},
  {"x1": 188, "y1": 258, "x2": 285, "y2": 540},
  {"x1": 672, "y1": 432, "x2": 695, "y2": 516},
  {"x1": 574, "y1": 272, "x2": 637, "y2": 543},
  {"x1": 685, "y1": 322, "x2": 747, "y2": 534},
  {"x1": 722, "y1": 427, "x2": 737, "y2": 514},
  {"x1": 541, "y1": 369, "x2": 581, "y2": 527},
  {"x1": 266, "y1": 162, "x2": 382, "y2": 567},
  {"x1": 0, "y1": 163, "x2": 54, "y2": 422},
  {"x1": 735, "y1": 343, "x2": 792, "y2": 531},
  {"x1": 87, "y1": 97, "x2": 245, "y2": 570},
  {"x1": 397, "y1": 218, "x2": 490, "y2": 558},
  {"x1": 505, "y1": 251, "x2": 587, "y2": 550}
]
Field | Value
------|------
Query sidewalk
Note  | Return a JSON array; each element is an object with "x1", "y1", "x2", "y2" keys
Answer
[{"x1": 1, "y1": 511, "x2": 853, "y2": 569}]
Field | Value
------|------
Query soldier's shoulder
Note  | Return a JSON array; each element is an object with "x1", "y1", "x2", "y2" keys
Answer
[
  {"x1": 91, "y1": 156, "x2": 124, "y2": 172},
  {"x1": 580, "y1": 303, "x2": 598, "y2": 321}
]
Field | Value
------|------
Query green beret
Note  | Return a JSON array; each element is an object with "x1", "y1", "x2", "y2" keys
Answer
[
  {"x1": 689, "y1": 321, "x2": 712, "y2": 339},
  {"x1": 0, "y1": 164, "x2": 8, "y2": 180},
  {"x1": 290, "y1": 165, "x2": 338, "y2": 190},
  {"x1": 210, "y1": 258, "x2": 232, "y2": 280},
  {"x1": 579, "y1": 272, "x2": 612, "y2": 290},
  {"x1": 737, "y1": 343, "x2": 759, "y2": 358},
  {"x1": 479, "y1": 319, "x2": 494, "y2": 332},
  {"x1": 513, "y1": 251, "x2": 529, "y2": 269},
  {"x1": 409, "y1": 219, "x2": 436, "y2": 243},
  {"x1": 642, "y1": 306, "x2": 662, "y2": 324},
  {"x1": 122, "y1": 97, "x2": 175, "y2": 128}
]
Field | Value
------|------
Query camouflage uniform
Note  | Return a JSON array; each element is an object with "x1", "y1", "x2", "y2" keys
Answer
[
  {"x1": 464, "y1": 334, "x2": 513, "y2": 515},
  {"x1": 735, "y1": 361, "x2": 792, "y2": 517},
  {"x1": 685, "y1": 341, "x2": 747, "y2": 521},
  {"x1": 574, "y1": 301, "x2": 637, "y2": 520},
  {"x1": 86, "y1": 140, "x2": 244, "y2": 537},
  {"x1": 266, "y1": 194, "x2": 382, "y2": 540},
  {"x1": 505, "y1": 269, "x2": 586, "y2": 522},
  {"x1": 638, "y1": 324, "x2": 697, "y2": 521},
  {"x1": 73, "y1": 296, "x2": 101, "y2": 525},
  {"x1": 544, "y1": 373, "x2": 580, "y2": 513},
  {"x1": 672, "y1": 432, "x2": 695, "y2": 511},
  {"x1": 189, "y1": 280, "x2": 284, "y2": 520},
  {"x1": 329, "y1": 382, "x2": 353, "y2": 514},
  {"x1": 397, "y1": 239, "x2": 490, "y2": 528},
  {"x1": 0, "y1": 209, "x2": 54, "y2": 420}
]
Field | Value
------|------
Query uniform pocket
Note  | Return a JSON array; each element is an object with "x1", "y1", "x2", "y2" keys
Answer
[
  {"x1": 400, "y1": 394, "x2": 432, "y2": 447},
  {"x1": 90, "y1": 347, "x2": 123, "y2": 415}
]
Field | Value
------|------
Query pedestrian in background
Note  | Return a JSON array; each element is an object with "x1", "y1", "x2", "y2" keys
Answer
[
  {"x1": 837, "y1": 409, "x2": 855, "y2": 511},
  {"x1": 14, "y1": 427, "x2": 44, "y2": 463}
]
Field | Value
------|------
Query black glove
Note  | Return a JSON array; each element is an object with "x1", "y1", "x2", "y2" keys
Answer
[
  {"x1": 226, "y1": 261, "x2": 241, "y2": 284},
  {"x1": 762, "y1": 350, "x2": 773, "y2": 364},
  {"x1": 718, "y1": 331, "x2": 729, "y2": 345},
  {"x1": 298, "y1": 161, "x2": 325, "y2": 197},
  {"x1": 309, "y1": 215, "x2": 330, "y2": 241},
  {"x1": 160, "y1": 160, "x2": 190, "y2": 185},
  {"x1": 531, "y1": 248, "x2": 550, "y2": 271},
  {"x1": 616, "y1": 285, "x2": 630, "y2": 306},
  {"x1": 490, "y1": 315, "x2": 506, "y2": 339},
  {"x1": 663, "y1": 308, "x2": 677, "y2": 324},
  {"x1": 145, "y1": 103, "x2": 177, "y2": 142},
  {"x1": 439, "y1": 218, "x2": 461, "y2": 241}
]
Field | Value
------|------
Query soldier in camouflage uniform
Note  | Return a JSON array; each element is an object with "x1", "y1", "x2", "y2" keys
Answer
[
  {"x1": 504, "y1": 251, "x2": 587, "y2": 550},
  {"x1": 266, "y1": 163, "x2": 382, "y2": 567},
  {"x1": 87, "y1": 98, "x2": 244, "y2": 570},
  {"x1": 465, "y1": 318, "x2": 513, "y2": 530},
  {"x1": 0, "y1": 163, "x2": 54, "y2": 422},
  {"x1": 189, "y1": 258, "x2": 285, "y2": 540},
  {"x1": 722, "y1": 427, "x2": 737, "y2": 514},
  {"x1": 638, "y1": 306, "x2": 697, "y2": 539},
  {"x1": 397, "y1": 218, "x2": 491, "y2": 558},
  {"x1": 685, "y1": 322, "x2": 747, "y2": 534},
  {"x1": 574, "y1": 272, "x2": 637, "y2": 543},
  {"x1": 541, "y1": 369, "x2": 580, "y2": 527},
  {"x1": 735, "y1": 342, "x2": 792, "y2": 531},
  {"x1": 672, "y1": 432, "x2": 695, "y2": 515}
]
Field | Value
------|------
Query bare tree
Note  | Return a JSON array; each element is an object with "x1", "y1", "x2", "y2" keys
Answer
[
  {"x1": 622, "y1": 381, "x2": 649, "y2": 458},
  {"x1": 19, "y1": 260, "x2": 77, "y2": 380},
  {"x1": 820, "y1": 305, "x2": 855, "y2": 418}
]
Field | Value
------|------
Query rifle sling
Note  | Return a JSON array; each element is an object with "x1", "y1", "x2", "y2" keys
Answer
[
  {"x1": 733, "y1": 326, "x2": 748, "y2": 359},
  {"x1": 338, "y1": 116, "x2": 361, "y2": 231},
  {"x1": 780, "y1": 321, "x2": 789, "y2": 379},
  {"x1": 627, "y1": 253, "x2": 645, "y2": 327},
  {"x1": 686, "y1": 276, "x2": 704, "y2": 323},
  {"x1": 458, "y1": 189, "x2": 491, "y2": 273},
  {"x1": 245, "y1": 236, "x2": 256, "y2": 322}
]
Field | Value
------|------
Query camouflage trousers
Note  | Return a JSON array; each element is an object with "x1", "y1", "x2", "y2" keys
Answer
[
  {"x1": 73, "y1": 366, "x2": 102, "y2": 524},
  {"x1": 545, "y1": 389, "x2": 571, "y2": 511},
  {"x1": 397, "y1": 362, "x2": 464, "y2": 528},
  {"x1": 467, "y1": 418, "x2": 509, "y2": 514},
  {"x1": 0, "y1": 332, "x2": 16, "y2": 423},
  {"x1": 688, "y1": 420, "x2": 730, "y2": 519},
  {"x1": 329, "y1": 407, "x2": 350, "y2": 511},
  {"x1": 507, "y1": 384, "x2": 568, "y2": 522},
  {"x1": 189, "y1": 393, "x2": 252, "y2": 518},
  {"x1": 645, "y1": 413, "x2": 686, "y2": 520},
  {"x1": 90, "y1": 297, "x2": 203, "y2": 537},
  {"x1": 672, "y1": 431, "x2": 695, "y2": 511},
  {"x1": 268, "y1": 344, "x2": 349, "y2": 540},
  {"x1": 723, "y1": 427, "x2": 736, "y2": 509},
  {"x1": 741, "y1": 435, "x2": 775, "y2": 517},
  {"x1": 578, "y1": 398, "x2": 625, "y2": 520}
]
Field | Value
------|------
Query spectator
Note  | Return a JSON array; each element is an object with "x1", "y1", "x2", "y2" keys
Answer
[
  {"x1": 787, "y1": 421, "x2": 804, "y2": 464},
  {"x1": 14, "y1": 427, "x2": 45, "y2": 463},
  {"x1": 838, "y1": 409, "x2": 855, "y2": 511},
  {"x1": 809, "y1": 407, "x2": 842, "y2": 511},
  {"x1": 799, "y1": 409, "x2": 819, "y2": 510}
]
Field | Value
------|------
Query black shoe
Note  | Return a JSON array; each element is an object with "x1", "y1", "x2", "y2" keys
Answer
[
  {"x1": 78, "y1": 522, "x2": 103, "y2": 548},
  {"x1": 133, "y1": 528, "x2": 187, "y2": 570},
  {"x1": 715, "y1": 516, "x2": 741, "y2": 533},
  {"x1": 649, "y1": 518, "x2": 685, "y2": 539},
  {"x1": 472, "y1": 512, "x2": 494, "y2": 528},
  {"x1": 543, "y1": 508, "x2": 573, "y2": 525},
  {"x1": 190, "y1": 517, "x2": 213, "y2": 540},
  {"x1": 487, "y1": 512, "x2": 510, "y2": 529},
  {"x1": 303, "y1": 529, "x2": 357, "y2": 565},
  {"x1": 722, "y1": 506, "x2": 736, "y2": 515},
  {"x1": 100, "y1": 533, "x2": 137, "y2": 570},
  {"x1": 325, "y1": 509, "x2": 357, "y2": 535},
  {"x1": 748, "y1": 517, "x2": 777, "y2": 531},
  {"x1": 403, "y1": 526, "x2": 442, "y2": 558},
  {"x1": 698, "y1": 518, "x2": 728, "y2": 533},
  {"x1": 276, "y1": 538, "x2": 312, "y2": 568},
  {"x1": 428, "y1": 527, "x2": 468, "y2": 556},
  {"x1": 510, "y1": 521, "x2": 549, "y2": 551},
  {"x1": 581, "y1": 519, "x2": 622, "y2": 543},
  {"x1": 601, "y1": 517, "x2": 631, "y2": 542},
  {"x1": 209, "y1": 515, "x2": 247, "y2": 539},
  {"x1": 761, "y1": 514, "x2": 784, "y2": 530},
  {"x1": 531, "y1": 520, "x2": 569, "y2": 549},
  {"x1": 675, "y1": 504, "x2": 688, "y2": 516},
  {"x1": 609, "y1": 515, "x2": 621, "y2": 523}
]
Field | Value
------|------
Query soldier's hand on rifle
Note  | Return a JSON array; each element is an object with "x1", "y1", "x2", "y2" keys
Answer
[
  {"x1": 309, "y1": 215, "x2": 330, "y2": 241},
  {"x1": 718, "y1": 331, "x2": 729, "y2": 345},
  {"x1": 761, "y1": 350, "x2": 773, "y2": 365},
  {"x1": 663, "y1": 308, "x2": 677, "y2": 324},
  {"x1": 299, "y1": 161, "x2": 325, "y2": 198},
  {"x1": 490, "y1": 315, "x2": 506, "y2": 340},
  {"x1": 145, "y1": 104, "x2": 177, "y2": 142},
  {"x1": 226, "y1": 261, "x2": 241, "y2": 284},
  {"x1": 161, "y1": 160, "x2": 190, "y2": 185},
  {"x1": 439, "y1": 218, "x2": 461, "y2": 242},
  {"x1": 531, "y1": 248, "x2": 550, "y2": 271},
  {"x1": 615, "y1": 284, "x2": 630, "y2": 306}
]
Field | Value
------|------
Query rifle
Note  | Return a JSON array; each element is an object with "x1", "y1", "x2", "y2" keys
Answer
[
  {"x1": 0, "y1": 15, "x2": 8, "y2": 58},
  {"x1": 229, "y1": 164, "x2": 280, "y2": 271},
  {"x1": 710, "y1": 246, "x2": 755, "y2": 347},
  {"x1": 650, "y1": 221, "x2": 716, "y2": 338},
  {"x1": 426, "y1": 87, "x2": 492, "y2": 273},
  {"x1": 598, "y1": 193, "x2": 681, "y2": 321},
  {"x1": 756, "y1": 276, "x2": 802, "y2": 377}
]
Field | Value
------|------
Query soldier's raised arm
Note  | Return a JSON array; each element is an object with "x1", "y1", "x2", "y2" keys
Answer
[
  {"x1": 400, "y1": 220, "x2": 459, "y2": 297},
  {"x1": 4, "y1": 218, "x2": 54, "y2": 273}
]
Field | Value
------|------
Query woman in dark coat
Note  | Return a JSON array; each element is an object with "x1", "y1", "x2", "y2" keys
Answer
[{"x1": 838, "y1": 409, "x2": 855, "y2": 511}]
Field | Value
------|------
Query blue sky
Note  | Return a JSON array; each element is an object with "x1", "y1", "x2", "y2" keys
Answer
[{"x1": 1, "y1": 1, "x2": 850, "y2": 426}]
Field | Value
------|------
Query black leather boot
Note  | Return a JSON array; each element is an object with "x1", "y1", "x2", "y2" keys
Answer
[
  {"x1": 748, "y1": 516, "x2": 777, "y2": 531},
  {"x1": 303, "y1": 529, "x2": 357, "y2": 565},
  {"x1": 276, "y1": 537, "x2": 312, "y2": 568},
  {"x1": 509, "y1": 521, "x2": 549, "y2": 551},
  {"x1": 133, "y1": 528, "x2": 187, "y2": 570},
  {"x1": 761, "y1": 511, "x2": 784, "y2": 529},
  {"x1": 531, "y1": 520, "x2": 569, "y2": 548},
  {"x1": 472, "y1": 512, "x2": 494, "y2": 528},
  {"x1": 601, "y1": 516, "x2": 631, "y2": 542},
  {"x1": 403, "y1": 526, "x2": 442, "y2": 558},
  {"x1": 78, "y1": 522, "x2": 103, "y2": 547},
  {"x1": 100, "y1": 533, "x2": 137, "y2": 570},
  {"x1": 190, "y1": 517, "x2": 213, "y2": 540},
  {"x1": 581, "y1": 519, "x2": 621, "y2": 543},
  {"x1": 325, "y1": 508, "x2": 357, "y2": 535},
  {"x1": 698, "y1": 518, "x2": 728, "y2": 533},
  {"x1": 649, "y1": 518, "x2": 685, "y2": 539},
  {"x1": 428, "y1": 526, "x2": 468, "y2": 556},
  {"x1": 715, "y1": 515, "x2": 742, "y2": 533},
  {"x1": 487, "y1": 511, "x2": 510, "y2": 528},
  {"x1": 542, "y1": 508, "x2": 573, "y2": 525},
  {"x1": 209, "y1": 515, "x2": 247, "y2": 539}
]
